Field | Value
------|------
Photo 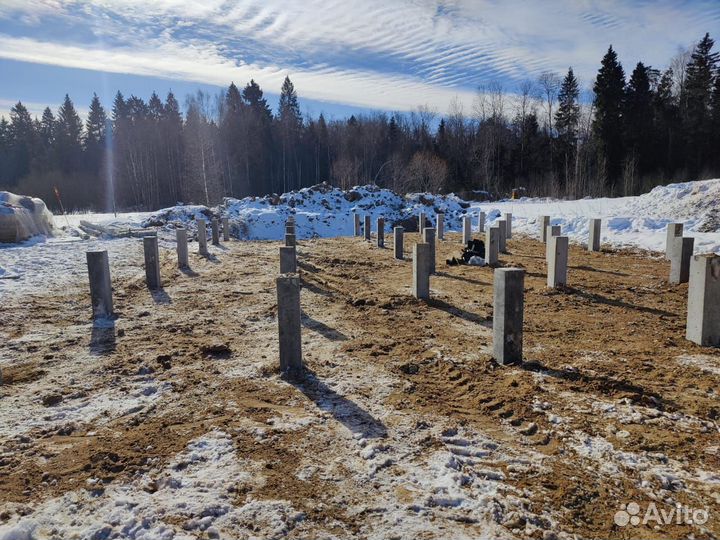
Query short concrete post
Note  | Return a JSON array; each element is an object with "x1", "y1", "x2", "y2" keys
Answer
[
  {"x1": 669, "y1": 237, "x2": 694, "y2": 284},
  {"x1": 197, "y1": 218, "x2": 209, "y2": 256},
  {"x1": 665, "y1": 223, "x2": 683, "y2": 260},
  {"x1": 276, "y1": 275, "x2": 302, "y2": 376},
  {"x1": 686, "y1": 254, "x2": 720, "y2": 347},
  {"x1": 419, "y1": 212, "x2": 426, "y2": 234},
  {"x1": 493, "y1": 268, "x2": 525, "y2": 365},
  {"x1": 413, "y1": 243, "x2": 431, "y2": 299},
  {"x1": 377, "y1": 217, "x2": 385, "y2": 247},
  {"x1": 545, "y1": 225, "x2": 561, "y2": 260},
  {"x1": 486, "y1": 226, "x2": 499, "y2": 266},
  {"x1": 497, "y1": 219, "x2": 507, "y2": 253},
  {"x1": 478, "y1": 211, "x2": 486, "y2": 233},
  {"x1": 436, "y1": 213, "x2": 444, "y2": 240},
  {"x1": 176, "y1": 228, "x2": 189, "y2": 268},
  {"x1": 211, "y1": 218, "x2": 220, "y2": 245},
  {"x1": 364, "y1": 215, "x2": 371, "y2": 241},
  {"x1": 588, "y1": 218, "x2": 601, "y2": 251},
  {"x1": 86, "y1": 250, "x2": 113, "y2": 318},
  {"x1": 279, "y1": 246, "x2": 297, "y2": 274},
  {"x1": 354, "y1": 213, "x2": 361, "y2": 236},
  {"x1": 540, "y1": 216, "x2": 550, "y2": 242},
  {"x1": 462, "y1": 216, "x2": 472, "y2": 244},
  {"x1": 423, "y1": 227, "x2": 436, "y2": 274},
  {"x1": 547, "y1": 236, "x2": 569, "y2": 288},
  {"x1": 394, "y1": 226, "x2": 404, "y2": 259},
  {"x1": 285, "y1": 233, "x2": 296, "y2": 247},
  {"x1": 222, "y1": 217, "x2": 230, "y2": 241},
  {"x1": 504, "y1": 213, "x2": 512, "y2": 239},
  {"x1": 143, "y1": 235, "x2": 162, "y2": 290}
]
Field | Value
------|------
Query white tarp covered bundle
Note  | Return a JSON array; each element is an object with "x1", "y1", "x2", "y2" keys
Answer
[{"x1": 0, "y1": 191, "x2": 55, "y2": 243}]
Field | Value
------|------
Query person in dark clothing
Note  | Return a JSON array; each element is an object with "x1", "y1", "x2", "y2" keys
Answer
[{"x1": 446, "y1": 239, "x2": 485, "y2": 265}]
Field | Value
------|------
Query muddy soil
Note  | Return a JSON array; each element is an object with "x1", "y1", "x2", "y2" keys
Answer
[{"x1": 1, "y1": 232, "x2": 719, "y2": 539}]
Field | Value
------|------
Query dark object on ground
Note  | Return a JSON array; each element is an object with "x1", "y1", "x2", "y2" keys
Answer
[{"x1": 446, "y1": 239, "x2": 485, "y2": 266}]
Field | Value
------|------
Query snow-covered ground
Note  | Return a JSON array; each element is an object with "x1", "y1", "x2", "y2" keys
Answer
[{"x1": 1, "y1": 179, "x2": 718, "y2": 297}]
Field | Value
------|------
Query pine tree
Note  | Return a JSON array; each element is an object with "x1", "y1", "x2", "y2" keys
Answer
[
  {"x1": 593, "y1": 46, "x2": 626, "y2": 190},
  {"x1": 39, "y1": 107, "x2": 55, "y2": 148}
]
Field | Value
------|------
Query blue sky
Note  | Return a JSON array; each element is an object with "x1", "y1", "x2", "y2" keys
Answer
[{"x1": 1, "y1": 0, "x2": 719, "y2": 120}]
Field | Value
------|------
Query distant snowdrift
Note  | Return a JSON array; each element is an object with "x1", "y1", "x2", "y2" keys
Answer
[
  {"x1": 139, "y1": 179, "x2": 719, "y2": 254},
  {"x1": 0, "y1": 192, "x2": 54, "y2": 243},
  {"x1": 479, "y1": 179, "x2": 720, "y2": 255}
]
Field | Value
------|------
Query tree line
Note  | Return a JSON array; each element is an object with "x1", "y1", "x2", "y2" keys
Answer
[{"x1": 0, "y1": 32, "x2": 719, "y2": 212}]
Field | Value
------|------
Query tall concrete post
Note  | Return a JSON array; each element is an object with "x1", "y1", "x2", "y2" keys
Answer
[
  {"x1": 176, "y1": 228, "x2": 189, "y2": 268},
  {"x1": 540, "y1": 216, "x2": 550, "y2": 242},
  {"x1": 669, "y1": 237, "x2": 694, "y2": 284},
  {"x1": 354, "y1": 213, "x2": 361, "y2": 236},
  {"x1": 222, "y1": 217, "x2": 230, "y2": 241},
  {"x1": 497, "y1": 219, "x2": 507, "y2": 253},
  {"x1": 478, "y1": 211, "x2": 486, "y2": 233},
  {"x1": 143, "y1": 235, "x2": 162, "y2": 290},
  {"x1": 364, "y1": 215, "x2": 371, "y2": 241},
  {"x1": 588, "y1": 218, "x2": 601, "y2": 251},
  {"x1": 211, "y1": 218, "x2": 220, "y2": 245},
  {"x1": 197, "y1": 218, "x2": 209, "y2": 256},
  {"x1": 86, "y1": 250, "x2": 113, "y2": 319},
  {"x1": 413, "y1": 242, "x2": 431, "y2": 299},
  {"x1": 419, "y1": 212, "x2": 426, "y2": 234},
  {"x1": 486, "y1": 226, "x2": 499, "y2": 266},
  {"x1": 545, "y1": 225, "x2": 561, "y2": 260},
  {"x1": 665, "y1": 223, "x2": 683, "y2": 260},
  {"x1": 436, "y1": 213, "x2": 444, "y2": 240},
  {"x1": 279, "y1": 246, "x2": 297, "y2": 274},
  {"x1": 462, "y1": 215, "x2": 472, "y2": 244},
  {"x1": 377, "y1": 217, "x2": 385, "y2": 247},
  {"x1": 285, "y1": 233, "x2": 296, "y2": 247},
  {"x1": 394, "y1": 226, "x2": 404, "y2": 259},
  {"x1": 276, "y1": 275, "x2": 302, "y2": 376},
  {"x1": 504, "y1": 213, "x2": 512, "y2": 239},
  {"x1": 547, "y1": 236, "x2": 569, "y2": 288},
  {"x1": 423, "y1": 227, "x2": 436, "y2": 274},
  {"x1": 493, "y1": 268, "x2": 525, "y2": 365},
  {"x1": 686, "y1": 254, "x2": 720, "y2": 347}
]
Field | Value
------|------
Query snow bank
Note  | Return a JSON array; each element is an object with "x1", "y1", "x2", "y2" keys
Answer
[
  {"x1": 474, "y1": 179, "x2": 720, "y2": 254},
  {"x1": 219, "y1": 183, "x2": 471, "y2": 241},
  {"x1": 0, "y1": 192, "x2": 54, "y2": 243}
]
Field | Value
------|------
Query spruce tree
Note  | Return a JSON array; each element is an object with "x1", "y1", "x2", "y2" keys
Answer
[
  {"x1": 624, "y1": 63, "x2": 654, "y2": 178},
  {"x1": 683, "y1": 33, "x2": 718, "y2": 173},
  {"x1": 85, "y1": 94, "x2": 107, "y2": 149},
  {"x1": 555, "y1": 67, "x2": 580, "y2": 141},
  {"x1": 55, "y1": 94, "x2": 83, "y2": 173},
  {"x1": 592, "y1": 46, "x2": 626, "y2": 190},
  {"x1": 9, "y1": 102, "x2": 37, "y2": 183}
]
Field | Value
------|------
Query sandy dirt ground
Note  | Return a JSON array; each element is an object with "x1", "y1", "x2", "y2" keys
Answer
[{"x1": 1, "y1": 232, "x2": 719, "y2": 539}]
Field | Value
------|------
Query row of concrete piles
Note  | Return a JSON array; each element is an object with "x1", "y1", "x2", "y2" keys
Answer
[
  {"x1": 88, "y1": 208, "x2": 719, "y2": 382},
  {"x1": 85, "y1": 216, "x2": 234, "y2": 319}
]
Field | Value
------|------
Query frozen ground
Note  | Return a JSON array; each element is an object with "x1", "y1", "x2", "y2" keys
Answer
[{"x1": 1, "y1": 204, "x2": 719, "y2": 538}]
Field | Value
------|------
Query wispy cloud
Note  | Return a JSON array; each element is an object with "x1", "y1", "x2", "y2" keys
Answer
[{"x1": 0, "y1": 0, "x2": 718, "y2": 113}]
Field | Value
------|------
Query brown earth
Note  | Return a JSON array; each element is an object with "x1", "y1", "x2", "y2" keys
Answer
[{"x1": 1, "y1": 232, "x2": 719, "y2": 539}]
